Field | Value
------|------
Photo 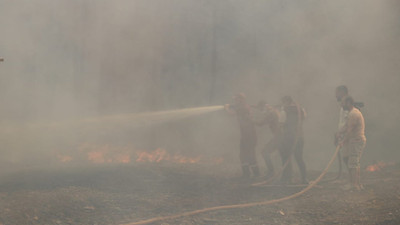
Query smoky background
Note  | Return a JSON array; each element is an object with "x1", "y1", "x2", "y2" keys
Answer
[{"x1": 0, "y1": 0, "x2": 399, "y2": 172}]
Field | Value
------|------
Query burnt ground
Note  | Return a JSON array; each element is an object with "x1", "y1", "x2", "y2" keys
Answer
[{"x1": 0, "y1": 163, "x2": 399, "y2": 225}]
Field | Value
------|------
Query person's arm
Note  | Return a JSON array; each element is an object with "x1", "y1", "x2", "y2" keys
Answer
[
  {"x1": 337, "y1": 123, "x2": 347, "y2": 136},
  {"x1": 278, "y1": 107, "x2": 286, "y2": 129},
  {"x1": 335, "y1": 108, "x2": 346, "y2": 145},
  {"x1": 224, "y1": 104, "x2": 236, "y2": 115},
  {"x1": 301, "y1": 107, "x2": 307, "y2": 120}
]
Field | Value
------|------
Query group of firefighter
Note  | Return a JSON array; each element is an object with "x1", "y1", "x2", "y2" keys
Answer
[{"x1": 225, "y1": 85, "x2": 366, "y2": 191}]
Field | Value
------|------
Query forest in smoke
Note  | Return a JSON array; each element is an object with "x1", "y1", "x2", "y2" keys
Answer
[{"x1": 0, "y1": 0, "x2": 400, "y2": 170}]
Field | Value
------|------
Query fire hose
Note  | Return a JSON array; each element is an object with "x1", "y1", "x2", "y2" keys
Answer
[
  {"x1": 121, "y1": 145, "x2": 340, "y2": 225},
  {"x1": 319, "y1": 151, "x2": 342, "y2": 184}
]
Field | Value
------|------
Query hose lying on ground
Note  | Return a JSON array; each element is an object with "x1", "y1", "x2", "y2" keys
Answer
[
  {"x1": 319, "y1": 151, "x2": 342, "y2": 184},
  {"x1": 120, "y1": 145, "x2": 341, "y2": 225}
]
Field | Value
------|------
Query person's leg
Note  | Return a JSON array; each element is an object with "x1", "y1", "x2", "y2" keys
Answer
[
  {"x1": 347, "y1": 141, "x2": 364, "y2": 190},
  {"x1": 240, "y1": 139, "x2": 250, "y2": 178},
  {"x1": 262, "y1": 139, "x2": 275, "y2": 177},
  {"x1": 280, "y1": 134, "x2": 293, "y2": 184},
  {"x1": 249, "y1": 138, "x2": 260, "y2": 177},
  {"x1": 241, "y1": 165, "x2": 251, "y2": 178},
  {"x1": 354, "y1": 141, "x2": 366, "y2": 189},
  {"x1": 341, "y1": 143, "x2": 351, "y2": 185},
  {"x1": 250, "y1": 165, "x2": 260, "y2": 177},
  {"x1": 281, "y1": 154, "x2": 292, "y2": 184},
  {"x1": 294, "y1": 137, "x2": 308, "y2": 184},
  {"x1": 349, "y1": 168, "x2": 357, "y2": 188},
  {"x1": 342, "y1": 156, "x2": 349, "y2": 173},
  {"x1": 356, "y1": 167, "x2": 361, "y2": 189}
]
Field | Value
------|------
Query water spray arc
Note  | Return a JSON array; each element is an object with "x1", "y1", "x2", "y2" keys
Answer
[{"x1": 12, "y1": 105, "x2": 224, "y2": 132}]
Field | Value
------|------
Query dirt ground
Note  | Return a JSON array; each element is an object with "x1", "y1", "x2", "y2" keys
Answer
[{"x1": 0, "y1": 162, "x2": 399, "y2": 225}]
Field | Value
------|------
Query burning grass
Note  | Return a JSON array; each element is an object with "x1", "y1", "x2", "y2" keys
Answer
[
  {"x1": 57, "y1": 143, "x2": 224, "y2": 166},
  {"x1": 136, "y1": 148, "x2": 201, "y2": 164},
  {"x1": 366, "y1": 161, "x2": 396, "y2": 172}
]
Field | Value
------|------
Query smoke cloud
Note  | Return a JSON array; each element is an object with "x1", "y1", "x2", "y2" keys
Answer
[{"x1": 0, "y1": 0, "x2": 399, "y2": 170}]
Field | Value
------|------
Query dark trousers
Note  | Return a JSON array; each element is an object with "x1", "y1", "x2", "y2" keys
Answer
[
  {"x1": 239, "y1": 136, "x2": 259, "y2": 177},
  {"x1": 261, "y1": 135, "x2": 282, "y2": 174},
  {"x1": 280, "y1": 135, "x2": 307, "y2": 183}
]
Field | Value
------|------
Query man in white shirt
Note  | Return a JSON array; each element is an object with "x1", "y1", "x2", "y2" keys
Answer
[{"x1": 339, "y1": 96, "x2": 366, "y2": 190}]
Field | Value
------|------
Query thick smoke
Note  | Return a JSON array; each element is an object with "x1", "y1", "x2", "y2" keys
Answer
[{"x1": 0, "y1": 0, "x2": 399, "y2": 170}]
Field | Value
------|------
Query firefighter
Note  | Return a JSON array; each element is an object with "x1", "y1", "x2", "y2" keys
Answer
[
  {"x1": 254, "y1": 101, "x2": 282, "y2": 179},
  {"x1": 279, "y1": 96, "x2": 308, "y2": 184},
  {"x1": 225, "y1": 93, "x2": 260, "y2": 178}
]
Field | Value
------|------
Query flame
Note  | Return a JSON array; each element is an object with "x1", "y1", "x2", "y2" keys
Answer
[
  {"x1": 136, "y1": 148, "x2": 201, "y2": 164},
  {"x1": 57, "y1": 143, "x2": 223, "y2": 165},
  {"x1": 114, "y1": 153, "x2": 131, "y2": 163},
  {"x1": 87, "y1": 150, "x2": 131, "y2": 164},
  {"x1": 87, "y1": 151, "x2": 106, "y2": 163},
  {"x1": 79, "y1": 143, "x2": 132, "y2": 164},
  {"x1": 136, "y1": 148, "x2": 168, "y2": 163},
  {"x1": 57, "y1": 155, "x2": 73, "y2": 163},
  {"x1": 366, "y1": 161, "x2": 394, "y2": 172}
]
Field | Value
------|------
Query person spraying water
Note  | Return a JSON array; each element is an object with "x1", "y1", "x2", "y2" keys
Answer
[{"x1": 224, "y1": 93, "x2": 260, "y2": 179}]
